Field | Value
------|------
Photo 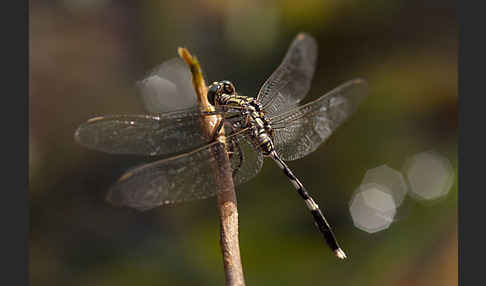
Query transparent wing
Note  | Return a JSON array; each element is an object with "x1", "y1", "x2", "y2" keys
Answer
[
  {"x1": 137, "y1": 58, "x2": 198, "y2": 113},
  {"x1": 74, "y1": 106, "x2": 242, "y2": 157},
  {"x1": 106, "y1": 141, "x2": 231, "y2": 210},
  {"x1": 106, "y1": 130, "x2": 263, "y2": 210},
  {"x1": 256, "y1": 33, "x2": 317, "y2": 117},
  {"x1": 270, "y1": 79, "x2": 369, "y2": 161},
  {"x1": 228, "y1": 129, "x2": 264, "y2": 185}
]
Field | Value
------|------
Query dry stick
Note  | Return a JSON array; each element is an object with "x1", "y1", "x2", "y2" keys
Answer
[{"x1": 178, "y1": 48, "x2": 246, "y2": 286}]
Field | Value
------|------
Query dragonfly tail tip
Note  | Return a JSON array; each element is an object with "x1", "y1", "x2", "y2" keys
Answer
[{"x1": 334, "y1": 248, "x2": 347, "y2": 260}]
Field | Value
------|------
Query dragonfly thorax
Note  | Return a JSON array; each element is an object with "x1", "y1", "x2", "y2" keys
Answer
[{"x1": 208, "y1": 81, "x2": 274, "y2": 156}]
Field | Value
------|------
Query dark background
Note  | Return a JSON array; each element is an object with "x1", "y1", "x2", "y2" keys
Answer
[{"x1": 30, "y1": 0, "x2": 457, "y2": 285}]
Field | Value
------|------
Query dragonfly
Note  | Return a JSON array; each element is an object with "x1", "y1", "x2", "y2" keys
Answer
[{"x1": 74, "y1": 33, "x2": 368, "y2": 259}]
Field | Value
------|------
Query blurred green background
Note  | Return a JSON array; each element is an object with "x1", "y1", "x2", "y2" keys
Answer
[{"x1": 29, "y1": 0, "x2": 457, "y2": 285}]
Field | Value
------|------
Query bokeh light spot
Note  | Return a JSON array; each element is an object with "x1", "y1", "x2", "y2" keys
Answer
[
  {"x1": 349, "y1": 183, "x2": 397, "y2": 233},
  {"x1": 403, "y1": 151, "x2": 454, "y2": 201},
  {"x1": 362, "y1": 164, "x2": 408, "y2": 206}
]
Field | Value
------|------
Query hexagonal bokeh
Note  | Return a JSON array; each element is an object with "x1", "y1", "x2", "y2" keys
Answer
[
  {"x1": 403, "y1": 151, "x2": 455, "y2": 201},
  {"x1": 362, "y1": 165, "x2": 408, "y2": 206},
  {"x1": 349, "y1": 183, "x2": 397, "y2": 233}
]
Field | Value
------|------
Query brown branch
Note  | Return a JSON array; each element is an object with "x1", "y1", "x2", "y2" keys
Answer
[{"x1": 178, "y1": 48, "x2": 246, "y2": 286}]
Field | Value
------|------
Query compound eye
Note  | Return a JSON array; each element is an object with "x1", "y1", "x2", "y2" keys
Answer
[
  {"x1": 207, "y1": 83, "x2": 221, "y2": 105},
  {"x1": 221, "y1": 80, "x2": 235, "y2": 95}
]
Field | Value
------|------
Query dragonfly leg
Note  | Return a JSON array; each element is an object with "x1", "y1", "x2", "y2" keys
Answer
[
  {"x1": 211, "y1": 113, "x2": 244, "y2": 140},
  {"x1": 212, "y1": 118, "x2": 225, "y2": 140},
  {"x1": 269, "y1": 150, "x2": 347, "y2": 259},
  {"x1": 230, "y1": 140, "x2": 244, "y2": 177}
]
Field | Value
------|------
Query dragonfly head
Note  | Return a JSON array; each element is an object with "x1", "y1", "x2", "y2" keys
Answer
[
  {"x1": 220, "y1": 80, "x2": 236, "y2": 95},
  {"x1": 207, "y1": 80, "x2": 236, "y2": 105}
]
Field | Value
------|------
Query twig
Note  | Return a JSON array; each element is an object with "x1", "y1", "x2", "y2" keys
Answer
[{"x1": 178, "y1": 48, "x2": 246, "y2": 286}]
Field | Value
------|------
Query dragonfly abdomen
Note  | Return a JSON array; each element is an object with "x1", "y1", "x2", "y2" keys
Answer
[{"x1": 269, "y1": 150, "x2": 346, "y2": 259}]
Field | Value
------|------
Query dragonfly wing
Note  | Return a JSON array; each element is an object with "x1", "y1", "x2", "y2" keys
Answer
[
  {"x1": 228, "y1": 130, "x2": 264, "y2": 186},
  {"x1": 256, "y1": 33, "x2": 317, "y2": 117},
  {"x1": 137, "y1": 58, "x2": 198, "y2": 113},
  {"x1": 270, "y1": 79, "x2": 369, "y2": 161},
  {"x1": 106, "y1": 131, "x2": 256, "y2": 210},
  {"x1": 106, "y1": 141, "x2": 232, "y2": 210},
  {"x1": 75, "y1": 109, "x2": 212, "y2": 156}
]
